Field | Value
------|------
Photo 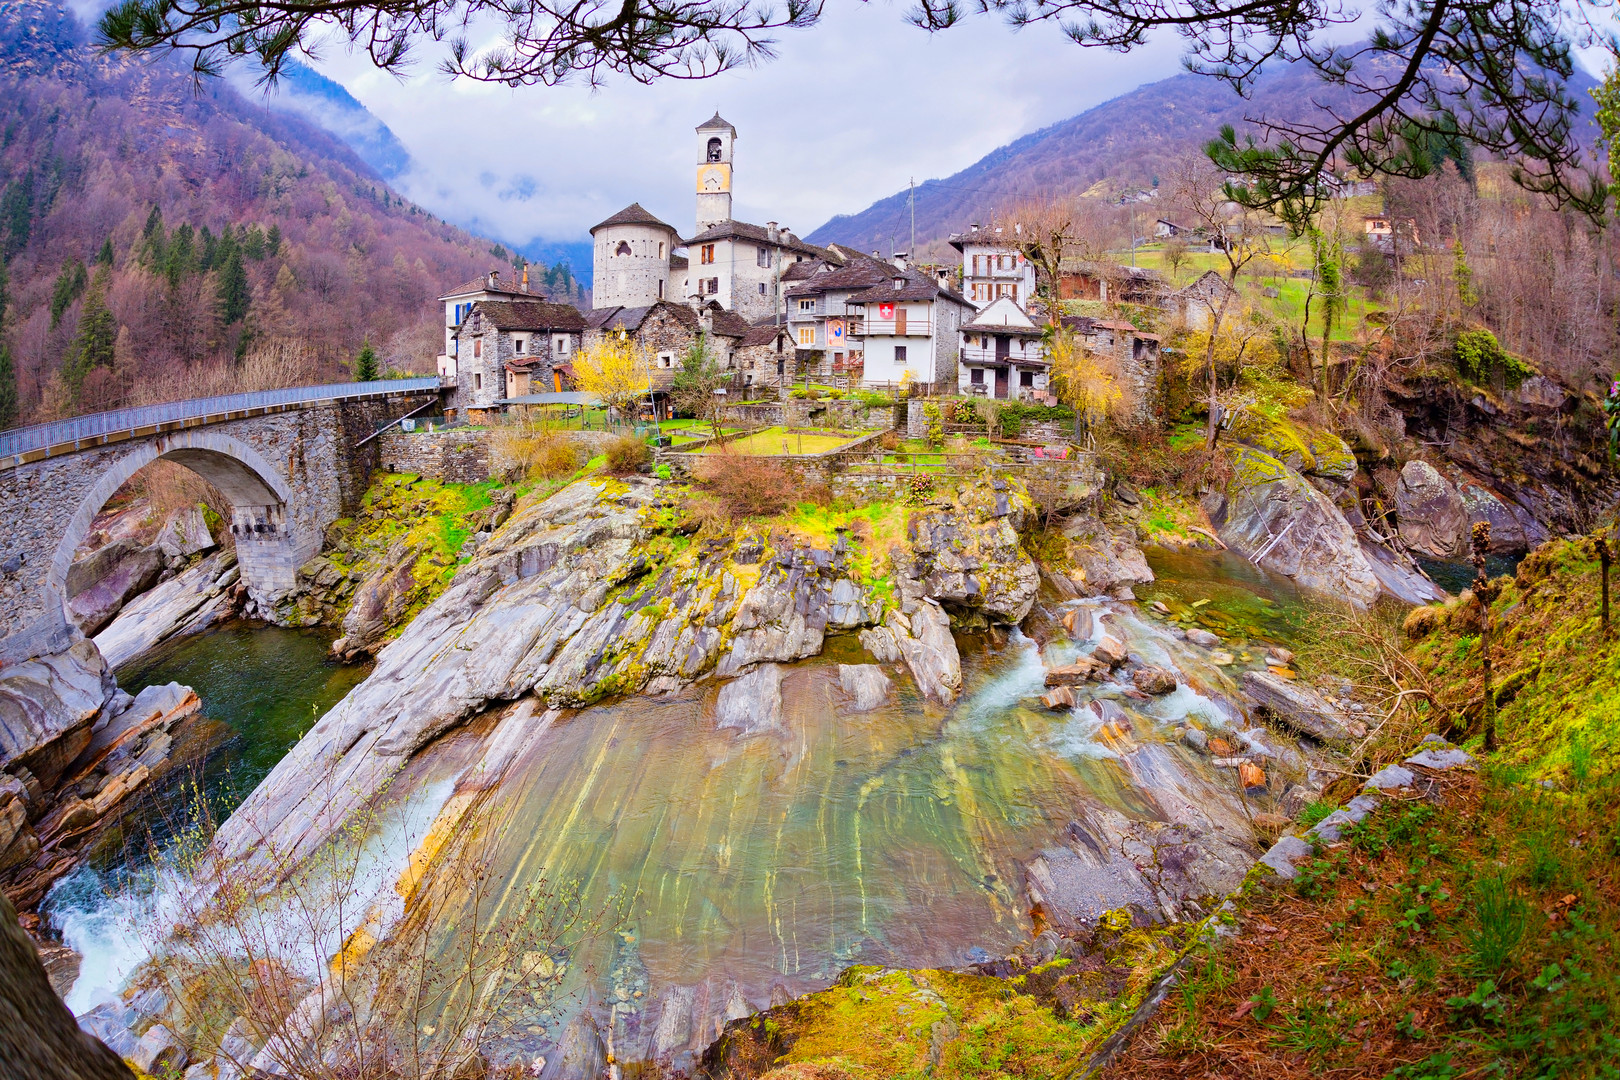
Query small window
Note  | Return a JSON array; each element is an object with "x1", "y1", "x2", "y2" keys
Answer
[
  {"x1": 615, "y1": 240, "x2": 632, "y2": 256},
  {"x1": 473, "y1": 338, "x2": 482, "y2": 358},
  {"x1": 659, "y1": 352, "x2": 674, "y2": 368},
  {"x1": 514, "y1": 338, "x2": 525, "y2": 354},
  {"x1": 970, "y1": 368, "x2": 984, "y2": 385},
  {"x1": 797, "y1": 327, "x2": 815, "y2": 346},
  {"x1": 757, "y1": 247, "x2": 771, "y2": 268},
  {"x1": 658, "y1": 279, "x2": 664, "y2": 299},
  {"x1": 474, "y1": 373, "x2": 482, "y2": 390},
  {"x1": 758, "y1": 282, "x2": 767, "y2": 295},
  {"x1": 1020, "y1": 371, "x2": 1035, "y2": 387},
  {"x1": 555, "y1": 337, "x2": 568, "y2": 353},
  {"x1": 659, "y1": 241, "x2": 666, "y2": 259},
  {"x1": 705, "y1": 277, "x2": 719, "y2": 295},
  {"x1": 701, "y1": 244, "x2": 716, "y2": 265},
  {"x1": 894, "y1": 345, "x2": 908, "y2": 364},
  {"x1": 798, "y1": 299, "x2": 815, "y2": 312},
  {"x1": 893, "y1": 278, "x2": 905, "y2": 289}
]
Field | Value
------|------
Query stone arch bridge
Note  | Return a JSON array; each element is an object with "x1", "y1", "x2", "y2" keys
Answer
[{"x1": 0, "y1": 379, "x2": 440, "y2": 663}]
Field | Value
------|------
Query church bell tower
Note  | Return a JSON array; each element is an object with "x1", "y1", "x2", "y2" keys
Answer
[{"x1": 695, "y1": 112, "x2": 736, "y2": 232}]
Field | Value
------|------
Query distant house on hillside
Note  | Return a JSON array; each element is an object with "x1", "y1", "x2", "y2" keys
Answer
[
  {"x1": 1057, "y1": 261, "x2": 1166, "y2": 305},
  {"x1": 959, "y1": 297, "x2": 1050, "y2": 401},
  {"x1": 436, "y1": 269, "x2": 547, "y2": 382},
  {"x1": 1164, "y1": 270, "x2": 1239, "y2": 331},
  {"x1": 948, "y1": 224, "x2": 1035, "y2": 309},
  {"x1": 447, "y1": 298, "x2": 586, "y2": 420},
  {"x1": 1154, "y1": 219, "x2": 1191, "y2": 239},
  {"x1": 1364, "y1": 214, "x2": 1419, "y2": 251}
]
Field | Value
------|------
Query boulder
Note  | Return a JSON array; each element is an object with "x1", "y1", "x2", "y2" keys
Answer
[
  {"x1": 1394, "y1": 460, "x2": 1469, "y2": 559},
  {"x1": 94, "y1": 551, "x2": 239, "y2": 670},
  {"x1": 1040, "y1": 686, "x2": 1077, "y2": 710},
  {"x1": 1185, "y1": 628, "x2": 1221, "y2": 649},
  {"x1": 715, "y1": 664, "x2": 785, "y2": 737},
  {"x1": 0, "y1": 640, "x2": 118, "y2": 789},
  {"x1": 857, "y1": 626, "x2": 902, "y2": 664},
  {"x1": 155, "y1": 507, "x2": 215, "y2": 560},
  {"x1": 836, "y1": 665, "x2": 892, "y2": 713},
  {"x1": 1205, "y1": 447, "x2": 1380, "y2": 607},
  {"x1": 893, "y1": 497, "x2": 1040, "y2": 624},
  {"x1": 894, "y1": 602, "x2": 962, "y2": 704},
  {"x1": 1240, "y1": 670, "x2": 1352, "y2": 743},
  {"x1": 1358, "y1": 535, "x2": 1447, "y2": 605},
  {"x1": 132, "y1": 1025, "x2": 189, "y2": 1077},
  {"x1": 1132, "y1": 665, "x2": 1177, "y2": 695},
  {"x1": 340, "y1": 541, "x2": 425, "y2": 654},
  {"x1": 1060, "y1": 606, "x2": 1093, "y2": 639},
  {"x1": 1060, "y1": 515, "x2": 1154, "y2": 598},
  {"x1": 1457, "y1": 478, "x2": 1548, "y2": 555},
  {"x1": 1043, "y1": 658, "x2": 1105, "y2": 686},
  {"x1": 65, "y1": 540, "x2": 164, "y2": 636},
  {"x1": 540, "y1": 1015, "x2": 608, "y2": 1080},
  {"x1": 1090, "y1": 636, "x2": 1128, "y2": 668}
]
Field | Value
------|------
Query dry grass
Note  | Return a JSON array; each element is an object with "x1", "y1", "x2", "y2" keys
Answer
[
  {"x1": 692, "y1": 456, "x2": 831, "y2": 519},
  {"x1": 488, "y1": 423, "x2": 585, "y2": 482},
  {"x1": 603, "y1": 434, "x2": 651, "y2": 476},
  {"x1": 127, "y1": 337, "x2": 326, "y2": 408}
]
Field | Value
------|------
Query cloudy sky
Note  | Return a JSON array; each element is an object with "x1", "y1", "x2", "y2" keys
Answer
[{"x1": 297, "y1": 6, "x2": 1187, "y2": 249}]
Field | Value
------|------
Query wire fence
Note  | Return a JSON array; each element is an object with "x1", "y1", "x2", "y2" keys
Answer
[{"x1": 0, "y1": 378, "x2": 440, "y2": 459}]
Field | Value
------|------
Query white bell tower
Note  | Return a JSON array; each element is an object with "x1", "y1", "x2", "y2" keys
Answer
[{"x1": 695, "y1": 112, "x2": 736, "y2": 232}]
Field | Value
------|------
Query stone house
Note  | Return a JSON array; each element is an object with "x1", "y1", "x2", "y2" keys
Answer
[
  {"x1": 583, "y1": 299, "x2": 752, "y2": 406},
  {"x1": 1057, "y1": 261, "x2": 1167, "y2": 304},
  {"x1": 1164, "y1": 270, "x2": 1240, "y2": 331},
  {"x1": 591, "y1": 203, "x2": 683, "y2": 308},
  {"x1": 448, "y1": 299, "x2": 588, "y2": 421},
  {"x1": 733, "y1": 323, "x2": 796, "y2": 390},
  {"x1": 959, "y1": 297, "x2": 1050, "y2": 401},
  {"x1": 948, "y1": 225, "x2": 1035, "y2": 309},
  {"x1": 843, "y1": 267, "x2": 975, "y2": 393},
  {"x1": 782, "y1": 256, "x2": 897, "y2": 378},
  {"x1": 1062, "y1": 315, "x2": 1162, "y2": 423},
  {"x1": 436, "y1": 269, "x2": 548, "y2": 380}
]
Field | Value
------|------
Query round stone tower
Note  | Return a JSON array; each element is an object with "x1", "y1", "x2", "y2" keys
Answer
[{"x1": 590, "y1": 203, "x2": 679, "y2": 309}]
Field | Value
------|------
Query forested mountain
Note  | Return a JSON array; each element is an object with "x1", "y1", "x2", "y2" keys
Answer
[
  {"x1": 808, "y1": 60, "x2": 1604, "y2": 255},
  {"x1": 0, "y1": 0, "x2": 584, "y2": 428}
]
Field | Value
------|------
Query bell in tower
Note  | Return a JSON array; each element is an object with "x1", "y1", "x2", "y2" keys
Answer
[{"x1": 695, "y1": 112, "x2": 736, "y2": 232}]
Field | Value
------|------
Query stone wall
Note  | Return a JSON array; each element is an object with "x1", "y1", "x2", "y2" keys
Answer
[{"x1": 378, "y1": 429, "x2": 492, "y2": 484}]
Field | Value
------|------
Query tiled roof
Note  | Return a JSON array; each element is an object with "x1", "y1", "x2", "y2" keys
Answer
[
  {"x1": 947, "y1": 230, "x2": 1019, "y2": 252},
  {"x1": 438, "y1": 272, "x2": 546, "y2": 301},
  {"x1": 590, "y1": 202, "x2": 679, "y2": 234},
  {"x1": 471, "y1": 300, "x2": 587, "y2": 332},
  {"x1": 697, "y1": 112, "x2": 735, "y2": 132},
  {"x1": 783, "y1": 257, "x2": 894, "y2": 298},
  {"x1": 682, "y1": 219, "x2": 832, "y2": 259},
  {"x1": 707, "y1": 307, "x2": 752, "y2": 339},
  {"x1": 780, "y1": 259, "x2": 828, "y2": 283},
  {"x1": 962, "y1": 319, "x2": 1044, "y2": 337},
  {"x1": 844, "y1": 267, "x2": 974, "y2": 307},
  {"x1": 740, "y1": 324, "x2": 789, "y2": 347},
  {"x1": 669, "y1": 254, "x2": 689, "y2": 271}
]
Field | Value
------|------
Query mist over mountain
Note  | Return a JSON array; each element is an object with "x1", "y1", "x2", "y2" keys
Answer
[{"x1": 808, "y1": 59, "x2": 1604, "y2": 255}]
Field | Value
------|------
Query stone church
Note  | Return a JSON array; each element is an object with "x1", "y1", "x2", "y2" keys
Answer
[{"x1": 590, "y1": 114, "x2": 836, "y2": 323}]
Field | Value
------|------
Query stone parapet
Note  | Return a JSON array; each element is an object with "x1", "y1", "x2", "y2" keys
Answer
[{"x1": 378, "y1": 429, "x2": 492, "y2": 484}]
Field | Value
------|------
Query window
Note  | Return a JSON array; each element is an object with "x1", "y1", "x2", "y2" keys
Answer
[
  {"x1": 555, "y1": 336, "x2": 568, "y2": 354},
  {"x1": 798, "y1": 298, "x2": 816, "y2": 313},
  {"x1": 894, "y1": 345, "x2": 907, "y2": 364},
  {"x1": 997, "y1": 283, "x2": 1016, "y2": 299},
  {"x1": 970, "y1": 368, "x2": 984, "y2": 385},
  {"x1": 474, "y1": 373, "x2": 482, "y2": 390},
  {"x1": 514, "y1": 338, "x2": 525, "y2": 354},
  {"x1": 658, "y1": 352, "x2": 674, "y2": 368},
  {"x1": 758, "y1": 282, "x2": 767, "y2": 295},
  {"x1": 893, "y1": 278, "x2": 905, "y2": 289},
  {"x1": 658, "y1": 279, "x2": 664, "y2": 299},
  {"x1": 797, "y1": 327, "x2": 815, "y2": 346},
  {"x1": 615, "y1": 240, "x2": 632, "y2": 256},
  {"x1": 473, "y1": 338, "x2": 482, "y2": 358},
  {"x1": 1020, "y1": 371, "x2": 1035, "y2": 387},
  {"x1": 701, "y1": 244, "x2": 716, "y2": 264},
  {"x1": 757, "y1": 246, "x2": 771, "y2": 268},
  {"x1": 704, "y1": 277, "x2": 719, "y2": 295},
  {"x1": 659, "y1": 241, "x2": 666, "y2": 259}
]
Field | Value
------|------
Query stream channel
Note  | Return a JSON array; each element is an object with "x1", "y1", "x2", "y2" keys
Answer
[{"x1": 45, "y1": 550, "x2": 1312, "y2": 1068}]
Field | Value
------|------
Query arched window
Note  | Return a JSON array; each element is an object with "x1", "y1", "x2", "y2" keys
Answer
[
  {"x1": 707, "y1": 137, "x2": 723, "y2": 162},
  {"x1": 615, "y1": 240, "x2": 632, "y2": 256}
]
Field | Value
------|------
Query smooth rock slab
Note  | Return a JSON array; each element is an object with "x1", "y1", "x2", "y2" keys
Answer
[
  {"x1": 1259, "y1": 834, "x2": 1312, "y2": 879},
  {"x1": 1240, "y1": 670, "x2": 1352, "y2": 744},
  {"x1": 837, "y1": 664, "x2": 892, "y2": 713},
  {"x1": 132, "y1": 1023, "x2": 188, "y2": 1075},
  {"x1": 1405, "y1": 746, "x2": 1476, "y2": 771},
  {"x1": 715, "y1": 664, "x2": 785, "y2": 737}
]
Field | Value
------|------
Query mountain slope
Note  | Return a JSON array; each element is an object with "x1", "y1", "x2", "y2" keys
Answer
[
  {"x1": 0, "y1": 0, "x2": 501, "y2": 424},
  {"x1": 808, "y1": 60, "x2": 1602, "y2": 254}
]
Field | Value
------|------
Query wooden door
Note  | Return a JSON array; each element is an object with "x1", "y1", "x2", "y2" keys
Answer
[
  {"x1": 995, "y1": 367, "x2": 1009, "y2": 399},
  {"x1": 895, "y1": 306, "x2": 907, "y2": 335}
]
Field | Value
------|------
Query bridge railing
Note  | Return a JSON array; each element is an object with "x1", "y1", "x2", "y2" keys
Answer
[{"x1": 0, "y1": 377, "x2": 441, "y2": 464}]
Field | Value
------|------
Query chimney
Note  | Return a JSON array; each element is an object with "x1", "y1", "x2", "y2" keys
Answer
[
  {"x1": 970, "y1": 223, "x2": 979, "y2": 233},
  {"x1": 521, "y1": 265, "x2": 529, "y2": 291},
  {"x1": 1014, "y1": 223, "x2": 1023, "y2": 236},
  {"x1": 872, "y1": 250, "x2": 880, "y2": 258},
  {"x1": 936, "y1": 269, "x2": 950, "y2": 290},
  {"x1": 766, "y1": 221, "x2": 779, "y2": 243},
  {"x1": 894, "y1": 252, "x2": 908, "y2": 271},
  {"x1": 487, "y1": 270, "x2": 499, "y2": 289}
]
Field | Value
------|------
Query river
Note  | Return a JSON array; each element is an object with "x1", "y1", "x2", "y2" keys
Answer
[{"x1": 47, "y1": 551, "x2": 1312, "y2": 1068}]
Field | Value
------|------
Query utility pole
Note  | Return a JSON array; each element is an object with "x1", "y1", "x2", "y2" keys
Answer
[{"x1": 909, "y1": 177, "x2": 916, "y2": 258}]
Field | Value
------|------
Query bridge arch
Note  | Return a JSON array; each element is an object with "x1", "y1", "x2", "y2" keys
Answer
[{"x1": 47, "y1": 431, "x2": 297, "y2": 615}]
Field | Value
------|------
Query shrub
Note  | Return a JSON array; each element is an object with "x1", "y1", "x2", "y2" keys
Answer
[
  {"x1": 603, "y1": 435, "x2": 652, "y2": 475},
  {"x1": 1455, "y1": 329, "x2": 1535, "y2": 389},
  {"x1": 490, "y1": 425, "x2": 585, "y2": 481},
  {"x1": 694, "y1": 456, "x2": 828, "y2": 518}
]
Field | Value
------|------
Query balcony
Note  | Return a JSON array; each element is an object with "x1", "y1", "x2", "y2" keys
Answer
[{"x1": 858, "y1": 320, "x2": 932, "y2": 337}]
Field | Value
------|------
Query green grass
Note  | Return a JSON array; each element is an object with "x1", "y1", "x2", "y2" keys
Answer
[{"x1": 698, "y1": 426, "x2": 858, "y2": 456}]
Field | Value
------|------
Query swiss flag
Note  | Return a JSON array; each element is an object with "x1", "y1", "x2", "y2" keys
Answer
[{"x1": 878, "y1": 303, "x2": 895, "y2": 319}]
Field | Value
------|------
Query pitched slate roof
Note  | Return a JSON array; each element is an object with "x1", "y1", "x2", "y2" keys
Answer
[
  {"x1": 697, "y1": 112, "x2": 736, "y2": 132},
  {"x1": 740, "y1": 324, "x2": 790, "y2": 347},
  {"x1": 586, "y1": 300, "x2": 702, "y2": 335},
  {"x1": 682, "y1": 219, "x2": 833, "y2": 260},
  {"x1": 437, "y1": 272, "x2": 546, "y2": 302},
  {"x1": 590, "y1": 202, "x2": 679, "y2": 234},
  {"x1": 783, "y1": 256, "x2": 895, "y2": 298},
  {"x1": 962, "y1": 319, "x2": 1045, "y2": 337},
  {"x1": 472, "y1": 300, "x2": 587, "y2": 332},
  {"x1": 844, "y1": 267, "x2": 974, "y2": 307},
  {"x1": 706, "y1": 307, "x2": 752, "y2": 340}
]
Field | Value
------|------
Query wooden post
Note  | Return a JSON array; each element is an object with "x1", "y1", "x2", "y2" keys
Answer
[
  {"x1": 1598, "y1": 536, "x2": 1611, "y2": 636},
  {"x1": 1472, "y1": 521, "x2": 1497, "y2": 753}
]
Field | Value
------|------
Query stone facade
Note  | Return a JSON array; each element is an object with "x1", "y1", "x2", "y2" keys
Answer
[
  {"x1": 447, "y1": 304, "x2": 584, "y2": 419},
  {"x1": 0, "y1": 396, "x2": 424, "y2": 662},
  {"x1": 593, "y1": 220, "x2": 680, "y2": 308}
]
